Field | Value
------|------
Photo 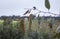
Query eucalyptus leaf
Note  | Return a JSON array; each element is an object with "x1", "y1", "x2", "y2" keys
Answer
[{"x1": 45, "y1": 0, "x2": 50, "y2": 10}]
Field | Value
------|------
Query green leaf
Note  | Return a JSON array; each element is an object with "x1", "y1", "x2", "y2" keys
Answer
[{"x1": 45, "y1": 0, "x2": 50, "y2": 10}]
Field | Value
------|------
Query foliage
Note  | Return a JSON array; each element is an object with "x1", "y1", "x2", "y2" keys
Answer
[
  {"x1": 29, "y1": 14, "x2": 32, "y2": 30},
  {"x1": 0, "y1": 18, "x2": 60, "y2": 39},
  {"x1": 37, "y1": 15, "x2": 41, "y2": 25},
  {"x1": 18, "y1": 19, "x2": 25, "y2": 36}
]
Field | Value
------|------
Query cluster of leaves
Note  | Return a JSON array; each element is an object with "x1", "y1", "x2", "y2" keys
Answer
[
  {"x1": 0, "y1": 28, "x2": 24, "y2": 39},
  {"x1": 0, "y1": 19, "x2": 25, "y2": 39},
  {"x1": 0, "y1": 18, "x2": 59, "y2": 39}
]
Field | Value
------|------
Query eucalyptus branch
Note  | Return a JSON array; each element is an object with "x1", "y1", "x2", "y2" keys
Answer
[
  {"x1": 24, "y1": 7, "x2": 59, "y2": 16},
  {"x1": 36, "y1": 9, "x2": 59, "y2": 15}
]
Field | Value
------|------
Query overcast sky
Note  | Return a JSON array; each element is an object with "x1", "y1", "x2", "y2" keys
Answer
[{"x1": 0, "y1": 0, "x2": 60, "y2": 16}]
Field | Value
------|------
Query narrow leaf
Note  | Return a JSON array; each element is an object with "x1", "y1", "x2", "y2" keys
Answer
[{"x1": 24, "y1": 9, "x2": 31, "y2": 15}]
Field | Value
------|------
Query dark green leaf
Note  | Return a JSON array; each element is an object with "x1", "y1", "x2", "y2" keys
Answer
[{"x1": 45, "y1": 0, "x2": 50, "y2": 10}]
